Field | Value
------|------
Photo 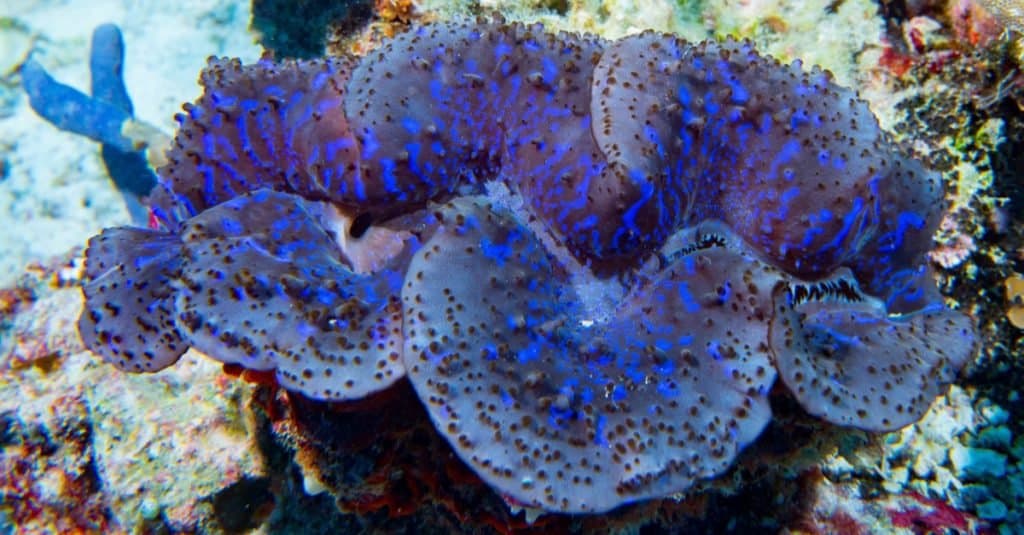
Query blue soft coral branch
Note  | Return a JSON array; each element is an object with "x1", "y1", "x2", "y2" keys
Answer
[
  {"x1": 89, "y1": 24, "x2": 156, "y2": 223},
  {"x1": 21, "y1": 23, "x2": 156, "y2": 224},
  {"x1": 89, "y1": 24, "x2": 134, "y2": 115},
  {"x1": 21, "y1": 59, "x2": 134, "y2": 151}
]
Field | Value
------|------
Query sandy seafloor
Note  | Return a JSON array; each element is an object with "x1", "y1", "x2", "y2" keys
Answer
[
  {"x1": 0, "y1": 0, "x2": 260, "y2": 287},
  {"x1": 0, "y1": 0, "x2": 1022, "y2": 533}
]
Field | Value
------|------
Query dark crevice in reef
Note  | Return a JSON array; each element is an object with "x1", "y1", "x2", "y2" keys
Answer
[
  {"x1": 210, "y1": 476, "x2": 276, "y2": 534},
  {"x1": 250, "y1": 0, "x2": 374, "y2": 58},
  {"x1": 963, "y1": 90, "x2": 1024, "y2": 419},
  {"x1": 877, "y1": 0, "x2": 909, "y2": 26},
  {"x1": 988, "y1": 98, "x2": 1024, "y2": 275},
  {"x1": 243, "y1": 386, "x2": 357, "y2": 534},
  {"x1": 234, "y1": 379, "x2": 849, "y2": 534}
]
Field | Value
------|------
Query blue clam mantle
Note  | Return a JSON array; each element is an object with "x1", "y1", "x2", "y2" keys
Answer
[{"x1": 77, "y1": 19, "x2": 975, "y2": 513}]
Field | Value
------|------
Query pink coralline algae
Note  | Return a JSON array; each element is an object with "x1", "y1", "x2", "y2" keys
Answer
[{"x1": 78, "y1": 19, "x2": 977, "y2": 514}]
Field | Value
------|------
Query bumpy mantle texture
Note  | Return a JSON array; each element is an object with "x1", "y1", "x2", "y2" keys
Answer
[{"x1": 78, "y1": 19, "x2": 976, "y2": 514}]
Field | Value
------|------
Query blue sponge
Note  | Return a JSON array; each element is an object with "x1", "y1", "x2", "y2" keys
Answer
[{"x1": 22, "y1": 24, "x2": 157, "y2": 223}]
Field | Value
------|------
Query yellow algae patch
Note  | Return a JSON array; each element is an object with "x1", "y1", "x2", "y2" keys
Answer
[{"x1": 1005, "y1": 273, "x2": 1024, "y2": 328}]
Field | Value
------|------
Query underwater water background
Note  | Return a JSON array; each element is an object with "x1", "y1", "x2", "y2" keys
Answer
[{"x1": 0, "y1": 0, "x2": 1022, "y2": 533}]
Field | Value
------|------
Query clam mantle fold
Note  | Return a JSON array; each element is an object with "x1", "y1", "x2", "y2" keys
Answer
[{"x1": 78, "y1": 19, "x2": 976, "y2": 514}]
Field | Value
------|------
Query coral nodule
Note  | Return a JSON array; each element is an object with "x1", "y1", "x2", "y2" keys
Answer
[{"x1": 77, "y1": 18, "x2": 976, "y2": 514}]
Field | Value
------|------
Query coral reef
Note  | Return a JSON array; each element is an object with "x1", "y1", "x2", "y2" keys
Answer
[
  {"x1": 1, "y1": 394, "x2": 114, "y2": 532},
  {"x1": 10, "y1": 0, "x2": 1024, "y2": 530},
  {"x1": 76, "y1": 17, "x2": 974, "y2": 514},
  {"x1": 975, "y1": 0, "x2": 1024, "y2": 36},
  {"x1": 0, "y1": 254, "x2": 265, "y2": 532}
]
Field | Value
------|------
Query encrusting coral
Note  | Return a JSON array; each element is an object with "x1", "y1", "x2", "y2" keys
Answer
[{"x1": 74, "y1": 17, "x2": 976, "y2": 514}]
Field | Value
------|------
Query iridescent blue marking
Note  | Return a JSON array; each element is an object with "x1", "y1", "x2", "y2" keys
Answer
[
  {"x1": 202, "y1": 133, "x2": 218, "y2": 159},
  {"x1": 820, "y1": 196, "x2": 871, "y2": 256},
  {"x1": 401, "y1": 117, "x2": 420, "y2": 134},
  {"x1": 198, "y1": 164, "x2": 218, "y2": 203},
  {"x1": 481, "y1": 236, "x2": 514, "y2": 266},
  {"x1": 619, "y1": 170, "x2": 655, "y2": 237},
  {"x1": 707, "y1": 341, "x2": 723, "y2": 361},
  {"x1": 806, "y1": 323, "x2": 862, "y2": 352},
  {"x1": 493, "y1": 41, "x2": 512, "y2": 60},
  {"x1": 766, "y1": 139, "x2": 800, "y2": 182},
  {"x1": 361, "y1": 128, "x2": 380, "y2": 159},
  {"x1": 877, "y1": 211, "x2": 926, "y2": 253},
  {"x1": 654, "y1": 355, "x2": 675, "y2": 376},
  {"x1": 500, "y1": 388, "x2": 515, "y2": 407},
  {"x1": 593, "y1": 414, "x2": 607, "y2": 446},
  {"x1": 234, "y1": 99, "x2": 261, "y2": 163},
  {"x1": 675, "y1": 281, "x2": 701, "y2": 313},
  {"x1": 316, "y1": 96, "x2": 337, "y2": 113},
  {"x1": 677, "y1": 86, "x2": 692, "y2": 107},
  {"x1": 379, "y1": 159, "x2": 404, "y2": 200},
  {"x1": 541, "y1": 56, "x2": 557, "y2": 79},
  {"x1": 325, "y1": 137, "x2": 353, "y2": 163},
  {"x1": 295, "y1": 321, "x2": 316, "y2": 339},
  {"x1": 780, "y1": 186, "x2": 800, "y2": 206},
  {"x1": 254, "y1": 109, "x2": 279, "y2": 161},
  {"x1": 790, "y1": 108, "x2": 810, "y2": 129},
  {"x1": 209, "y1": 92, "x2": 236, "y2": 108},
  {"x1": 315, "y1": 287, "x2": 334, "y2": 306},
  {"x1": 211, "y1": 159, "x2": 248, "y2": 192},
  {"x1": 657, "y1": 380, "x2": 680, "y2": 398},
  {"x1": 703, "y1": 91, "x2": 719, "y2": 115},
  {"x1": 311, "y1": 70, "x2": 329, "y2": 91}
]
